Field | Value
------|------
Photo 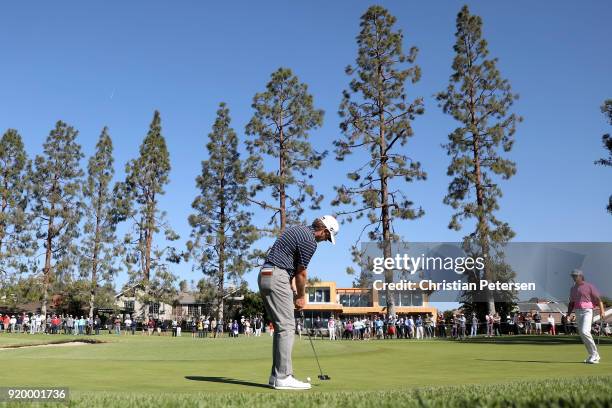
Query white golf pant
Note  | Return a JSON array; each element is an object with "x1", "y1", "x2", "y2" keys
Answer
[{"x1": 575, "y1": 308, "x2": 598, "y2": 358}]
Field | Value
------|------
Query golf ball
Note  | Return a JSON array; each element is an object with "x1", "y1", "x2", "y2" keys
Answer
[{"x1": 306, "y1": 377, "x2": 311, "y2": 383}]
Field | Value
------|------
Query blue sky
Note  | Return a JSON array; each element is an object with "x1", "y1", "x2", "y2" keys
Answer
[{"x1": 1, "y1": 1, "x2": 610, "y2": 296}]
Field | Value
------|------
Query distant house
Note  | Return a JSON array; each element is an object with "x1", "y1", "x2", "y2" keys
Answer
[
  {"x1": 516, "y1": 299, "x2": 569, "y2": 323},
  {"x1": 114, "y1": 284, "x2": 173, "y2": 321},
  {"x1": 172, "y1": 292, "x2": 211, "y2": 321},
  {"x1": 301, "y1": 281, "x2": 438, "y2": 327}
]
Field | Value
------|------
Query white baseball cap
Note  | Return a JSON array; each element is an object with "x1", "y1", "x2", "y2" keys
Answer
[{"x1": 319, "y1": 215, "x2": 339, "y2": 245}]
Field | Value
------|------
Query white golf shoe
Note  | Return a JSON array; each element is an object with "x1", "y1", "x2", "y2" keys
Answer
[
  {"x1": 273, "y1": 375, "x2": 312, "y2": 390},
  {"x1": 584, "y1": 354, "x2": 601, "y2": 364}
]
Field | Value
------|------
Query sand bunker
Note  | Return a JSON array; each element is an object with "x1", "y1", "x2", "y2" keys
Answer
[{"x1": 0, "y1": 339, "x2": 103, "y2": 350}]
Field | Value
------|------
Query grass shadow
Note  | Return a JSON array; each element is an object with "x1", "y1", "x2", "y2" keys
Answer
[
  {"x1": 476, "y1": 358, "x2": 585, "y2": 364},
  {"x1": 461, "y1": 335, "x2": 612, "y2": 346},
  {"x1": 185, "y1": 376, "x2": 270, "y2": 389}
]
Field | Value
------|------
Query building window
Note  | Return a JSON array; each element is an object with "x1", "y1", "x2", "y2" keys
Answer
[
  {"x1": 148, "y1": 302, "x2": 160, "y2": 315},
  {"x1": 187, "y1": 305, "x2": 199, "y2": 316},
  {"x1": 308, "y1": 288, "x2": 330, "y2": 303},
  {"x1": 339, "y1": 293, "x2": 371, "y2": 307},
  {"x1": 378, "y1": 291, "x2": 423, "y2": 307},
  {"x1": 123, "y1": 300, "x2": 135, "y2": 311}
]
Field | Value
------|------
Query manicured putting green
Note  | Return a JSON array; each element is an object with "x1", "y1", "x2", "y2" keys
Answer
[{"x1": 1, "y1": 333, "x2": 610, "y2": 395}]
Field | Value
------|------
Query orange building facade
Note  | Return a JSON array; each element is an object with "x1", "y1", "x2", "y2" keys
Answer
[{"x1": 301, "y1": 281, "x2": 437, "y2": 320}]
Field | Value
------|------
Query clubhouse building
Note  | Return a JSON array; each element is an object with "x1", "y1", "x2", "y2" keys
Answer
[{"x1": 301, "y1": 281, "x2": 437, "y2": 324}]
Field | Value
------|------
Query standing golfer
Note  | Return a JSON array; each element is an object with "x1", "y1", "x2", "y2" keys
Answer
[
  {"x1": 567, "y1": 269, "x2": 605, "y2": 364},
  {"x1": 258, "y1": 215, "x2": 339, "y2": 390}
]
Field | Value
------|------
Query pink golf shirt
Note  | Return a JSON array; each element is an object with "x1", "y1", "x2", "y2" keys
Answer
[{"x1": 569, "y1": 282, "x2": 601, "y2": 309}]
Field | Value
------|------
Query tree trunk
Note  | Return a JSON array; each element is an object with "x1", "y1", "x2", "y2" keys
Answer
[
  {"x1": 465, "y1": 44, "x2": 496, "y2": 317},
  {"x1": 379, "y1": 98, "x2": 395, "y2": 317},
  {"x1": 143, "y1": 194, "x2": 155, "y2": 321},
  {"x1": 218, "y1": 159, "x2": 226, "y2": 325},
  {"x1": 279, "y1": 119, "x2": 286, "y2": 232},
  {"x1": 473, "y1": 137, "x2": 495, "y2": 316},
  {"x1": 42, "y1": 213, "x2": 54, "y2": 318},
  {"x1": 0, "y1": 182, "x2": 8, "y2": 254},
  {"x1": 89, "y1": 189, "x2": 103, "y2": 319}
]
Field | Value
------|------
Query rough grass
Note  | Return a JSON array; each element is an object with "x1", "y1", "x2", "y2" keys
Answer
[{"x1": 2, "y1": 376, "x2": 611, "y2": 407}]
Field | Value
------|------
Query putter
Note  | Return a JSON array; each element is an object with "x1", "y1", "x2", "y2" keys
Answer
[{"x1": 301, "y1": 311, "x2": 331, "y2": 380}]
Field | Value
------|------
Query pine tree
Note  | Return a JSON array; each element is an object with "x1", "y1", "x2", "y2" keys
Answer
[
  {"x1": 0, "y1": 129, "x2": 35, "y2": 281},
  {"x1": 245, "y1": 68, "x2": 325, "y2": 234},
  {"x1": 31, "y1": 121, "x2": 84, "y2": 317},
  {"x1": 80, "y1": 127, "x2": 120, "y2": 319},
  {"x1": 436, "y1": 5, "x2": 522, "y2": 316},
  {"x1": 188, "y1": 103, "x2": 257, "y2": 324},
  {"x1": 116, "y1": 111, "x2": 180, "y2": 318},
  {"x1": 595, "y1": 99, "x2": 612, "y2": 214},
  {"x1": 332, "y1": 6, "x2": 426, "y2": 317}
]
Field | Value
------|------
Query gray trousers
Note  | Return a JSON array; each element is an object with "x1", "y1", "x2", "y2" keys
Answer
[{"x1": 258, "y1": 265, "x2": 295, "y2": 379}]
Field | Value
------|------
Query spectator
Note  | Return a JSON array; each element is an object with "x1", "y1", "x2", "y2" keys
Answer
[
  {"x1": 191, "y1": 320, "x2": 197, "y2": 338},
  {"x1": 9, "y1": 315, "x2": 17, "y2": 333},
  {"x1": 197, "y1": 319, "x2": 204, "y2": 338},
  {"x1": 125, "y1": 316, "x2": 133, "y2": 336},
  {"x1": 147, "y1": 318, "x2": 155, "y2": 336},
  {"x1": 211, "y1": 318, "x2": 217, "y2": 338},
  {"x1": 216, "y1": 319, "x2": 223, "y2": 338},
  {"x1": 507, "y1": 314, "x2": 515, "y2": 335},
  {"x1": 512, "y1": 313, "x2": 520, "y2": 335},
  {"x1": 470, "y1": 313, "x2": 478, "y2": 337},
  {"x1": 231, "y1": 320, "x2": 239, "y2": 337},
  {"x1": 254, "y1": 317, "x2": 262, "y2": 337},
  {"x1": 425, "y1": 315, "x2": 434, "y2": 338},
  {"x1": 313, "y1": 317, "x2": 323, "y2": 340},
  {"x1": 345, "y1": 320, "x2": 354, "y2": 340},
  {"x1": 493, "y1": 313, "x2": 501, "y2": 336},
  {"x1": 525, "y1": 312, "x2": 533, "y2": 335},
  {"x1": 459, "y1": 313, "x2": 467, "y2": 339},
  {"x1": 533, "y1": 312, "x2": 542, "y2": 335},
  {"x1": 375, "y1": 316, "x2": 384, "y2": 339},
  {"x1": 547, "y1": 314, "x2": 556, "y2": 335},
  {"x1": 561, "y1": 312, "x2": 569, "y2": 335},
  {"x1": 113, "y1": 316, "x2": 121, "y2": 335},
  {"x1": 415, "y1": 315, "x2": 423, "y2": 339},
  {"x1": 328, "y1": 316, "x2": 336, "y2": 340},
  {"x1": 436, "y1": 313, "x2": 445, "y2": 338},
  {"x1": 22, "y1": 314, "x2": 29, "y2": 334},
  {"x1": 406, "y1": 316, "x2": 415, "y2": 339},
  {"x1": 204, "y1": 317, "x2": 210, "y2": 337},
  {"x1": 94, "y1": 315, "x2": 101, "y2": 335}
]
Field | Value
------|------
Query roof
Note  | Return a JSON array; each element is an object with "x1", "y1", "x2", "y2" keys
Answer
[
  {"x1": 516, "y1": 301, "x2": 568, "y2": 314},
  {"x1": 175, "y1": 292, "x2": 212, "y2": 305},
  {"x1": 115, "y1": 283, "x2": 144, "y2": 299}
]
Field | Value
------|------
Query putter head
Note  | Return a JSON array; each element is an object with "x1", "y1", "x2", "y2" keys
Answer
[{"x1": 318, "y1": 374, "x2": 331, "y2": 380}]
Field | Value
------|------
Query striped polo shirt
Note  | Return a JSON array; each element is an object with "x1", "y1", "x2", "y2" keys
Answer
[{"x1": 264, "y1": 225, "x2": 318, "y2": 277}]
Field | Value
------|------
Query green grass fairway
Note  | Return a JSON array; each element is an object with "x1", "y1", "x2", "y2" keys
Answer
[{"x1": 1, "y1": 333, "x2": 610, "y2": 407}]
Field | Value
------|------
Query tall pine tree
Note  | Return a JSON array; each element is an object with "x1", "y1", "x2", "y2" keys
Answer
[
  {"x1": 32, "y1": 121, "x2": 84, "y2": 317},
  {"x1": 245, "y1": 68, "x2": 325, "y2": 234},
  {"x1": 116, "y1": 111, "x2": 180, "y2": 318},
  {"x1": 80, "y1": 127, "x2": 121, "y2": 319},
  {"x1": 188, "y1": 103, "x2": 257, "y2": 324},
  {"x1": 595, "y1": 99, "x2": 612, "y2": 214},
  {"x1": 0, "y1": 129, "x2": 35, "y2": 281},
  {"x1": 436, "y1": 5, "x2": 521, "y2": 316},
  {"x1": 332, "y1": 6, "x2": 426, "y2": 317}
]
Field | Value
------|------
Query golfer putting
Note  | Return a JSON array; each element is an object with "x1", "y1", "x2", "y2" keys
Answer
[
  {"x1": 567, "y1": 269, "x2": 605, "y2": 364},
  {"x1": 258, "y1": 215, "x2": 339, "y2": 390}
]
